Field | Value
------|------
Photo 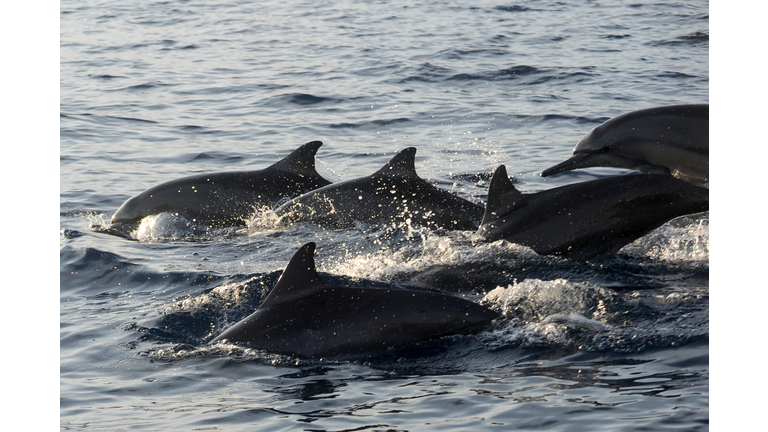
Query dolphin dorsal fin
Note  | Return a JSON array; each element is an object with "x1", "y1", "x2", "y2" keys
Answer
[
  {"x1": 372, "y1": 147, "x2": 419, "y2": 178},
  {"x1": 480, "y1": 165, "x2": 525, "y2": 226},
  {"x1": 259, "y1": 242, "x2": 326, "y2": 309},
  {"x1": 268, "y1": 141, "x2": 324, "y2": 176}
]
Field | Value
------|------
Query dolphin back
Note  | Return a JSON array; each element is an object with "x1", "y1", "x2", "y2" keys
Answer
[
  {"x1": 209, "y1": 242, "x2": 500, "y2": 358},
  {"x1": 479, "y1": 169, "x2": 709, "y2": 260},
  {"x1": 274, "y1": 147, "x2": 484, "y2": 230},
  {"x1": 111, "y1": 141, "x2": 331, "y2": 228},
  {"x1": 581, "y1": 104, "x2": 709, "y2": 154}
]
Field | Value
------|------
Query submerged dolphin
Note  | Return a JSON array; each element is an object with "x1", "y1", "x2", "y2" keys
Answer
[
  {"x1": 273, "y1": 147, "x2": 484, "y2": 230},
  {"x1": 209, "y1": 242, "x2": 499, "y2": 358},
  {"x1": 541, "y1": 104, "x2": 709, "y2": 185},
  {"x1": 110, "y1": 141, "x2": 332, "y2": 228},
  {"x1": 478, "y1": 166, "x2": 709, "y2": 261}
]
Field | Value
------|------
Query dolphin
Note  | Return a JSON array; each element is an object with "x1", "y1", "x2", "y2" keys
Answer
[
  {"x1": 478, "y1": 165, "x2": 709, "y2": 261},
  {"x1": 541, "y1": 104, "x2": 709, "y2": 185},
  {"x1": 273, "y1": 147, "x2": 484, "y2": 230},
  {"x1": 110, "y1": 141, "x2": 332, "y2": 229},
  {"x1": 209, "y1": 242, "x2": 500, "y2": 359}
]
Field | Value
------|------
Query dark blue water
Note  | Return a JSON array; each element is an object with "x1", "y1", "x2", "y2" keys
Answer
[{"x1": 60, "y1": 1, "x2": 709, "y2": 430}]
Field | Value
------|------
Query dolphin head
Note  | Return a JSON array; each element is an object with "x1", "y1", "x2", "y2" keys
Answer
[
  {"x1": 541, "y1": 104, "x2": 708, "y2": 181},
  {"x1": 540, "y1": 127, "x2": 644, "y2": 177},
  {"x1": 111, "y1": 195, "x2": 146, "y2": 226}
]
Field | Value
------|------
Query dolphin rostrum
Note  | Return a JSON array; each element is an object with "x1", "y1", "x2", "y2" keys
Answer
[
  {"x1": 110, "y1": 141, "x2": 332, "y2": 229},
  {"x1": 209, "y1": 242, "x2": 500, "y2": 358},
  {"x1": 541, "y1": 104, "x2": 709, "y2": 185},
  {"x1": 273, "y1": 147, "x2": 484, "y2": 230},
  {"x1": 479, "y1": 165, "x2": 709, "y2": 261}
]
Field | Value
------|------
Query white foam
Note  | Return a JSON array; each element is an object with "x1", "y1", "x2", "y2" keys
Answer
[
  {"x1": 244, "y1": 207, "x2": 283, "y2": 233},
  {"x1": 620, "y1": 213, "x2": 709, "y2": 262},
  {"x1": 325, "y1": 232, "x2": 538, "y2": 281},
  {"x1": 481, "y1": 278, "x2": 616, "y2": 322},
  {"x1": 135, "y1": 213, "x2": 194, "y2": 241},
  {"x1": 165, "y1": 276, "x2": 267, "y2": 315}
]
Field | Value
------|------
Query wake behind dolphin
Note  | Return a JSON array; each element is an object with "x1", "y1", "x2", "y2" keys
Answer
[
  {"x1": 110, "y1": 141, "x2": 332, "y2": 230},
  {"x1": 479, "y1": 165, "x2": 709, "y2": 261},
  {"x1": 273, "y1": 147, "x2": 485, "y2": 230},
  {"x1": 541, "y1": 104, "x2": 709, "y2": 185},
  {"x1": 209, "y1": 242, "x2": 500, "y2": 359}
]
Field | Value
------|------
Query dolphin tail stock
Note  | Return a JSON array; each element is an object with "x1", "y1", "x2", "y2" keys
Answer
[
  {"x1": 267, "y1": 140, "x2": 328, "y2": 178},
  {"x1": 479, "y1": 165, "x2": 525, "y2": 226}
]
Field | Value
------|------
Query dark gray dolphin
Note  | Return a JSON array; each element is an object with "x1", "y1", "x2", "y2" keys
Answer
[
  {"x1": 209, "y1": 242, "x2": 499, "y2": 359},
  {"x1": 479, "y1": 166, "x2": 709, "y2": 261},
  {"x1": 541, "y1": 104, "x2": 709, "y2": 185},
  {"x1": 110, "y1": 141, "x2": 332, "y2": 229},
  {"x1": 273, "y1": 147, "x2": 484, "y2": 230}
]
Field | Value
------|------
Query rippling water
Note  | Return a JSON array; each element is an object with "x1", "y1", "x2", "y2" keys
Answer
[{"x1": 57, "y1": 1, "x2": 710, "y2": 430}]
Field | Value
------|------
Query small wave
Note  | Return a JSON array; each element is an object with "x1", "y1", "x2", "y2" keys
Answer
[
  {"x1": 656, "y1": 71, "x2": 698, "y2": 79},
  {"x1": 494, "y1": 5, "x2": 537, "y2": 13},
  {"x1": 172, "y1": 83, "x2": 287, "y2": 96},
  {"x1": 130, "y1": 17, "x2": 196, "y2": 27},
  {"x1": 446, "y1": 65, "x2": 541, "y2": 82},
  {"x1": 161, "y1": 44, "x2": 199, "y2": 50},
  {"x1": 176, "y1": 125, "x2": 226, "y2": 135},
  {"x1": 601, "y1": 34, "x2": 632, "y2": 40},
  {"x1": 329, "y1": 117, "x2": 411, "y2": 129},
  {"x1": 105, "y1": 115, "x2": 158, "y2": 124},
  {"x1": 116, "y1": 82, "x2": 173, "y2": 91},
  {"x1": 59, "y1": 112, "x2": 158, "y2": 126},
  {"x1": 650, "y1": 31, "x2": 709, "y2": 46},
  {"x1": 61, "y1": 245, "x2": 134, "y2": 273},
  {"x1": 279, "y1": 93, "x2": 341, "y2": 106},
  {"x1": 424, "y1": 48, "x2": 509, "y2": 61},
  {"x1": 88, "y1": 74, "x2": 127, "y2": 79},
  {"x1": 398, "y1": 62, "x2": 454, "y2": 83},
  {"x1": 60, "y1": 228, "x2": 85, "y2": 239},
  {"x1": 401, "y1": 65, "x2": 597, "y2": 86}
]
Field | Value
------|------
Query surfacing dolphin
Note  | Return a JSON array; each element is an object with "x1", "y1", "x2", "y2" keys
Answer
[
  {"x1": 541, "y1": 104, "x2": 709, "y2": 185},
  {"x1": 478, "y1": 165, "x2": 709, "y2": 261},
  {"x1": 110, "y1": 141, "x2": 332, "y2": 229},
  {"x1": 209, "y1": 242, "x2": 500, "y2": 359},
  {"x1": 273, "y1": 147, "x2": 484, "y2": 230}
]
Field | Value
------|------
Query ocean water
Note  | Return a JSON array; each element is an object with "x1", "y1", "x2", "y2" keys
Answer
[{"x1": 59, "y1": 0, "x2": 710, "y2": 430}]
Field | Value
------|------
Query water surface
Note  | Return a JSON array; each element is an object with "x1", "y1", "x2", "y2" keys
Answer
[{"x1": 60, "y1": 1, "x2": 709, "y2": 430}]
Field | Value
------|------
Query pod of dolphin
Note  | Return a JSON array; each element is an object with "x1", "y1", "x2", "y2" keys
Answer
[{"x1": 108, "y1": 104, "x2": 709, "y2": 359}]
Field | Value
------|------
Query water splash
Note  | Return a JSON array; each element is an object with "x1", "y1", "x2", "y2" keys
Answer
[
  {"x1": 479, "y1": 278, "x2": 708, "y2": 353},
  {"x1": 135, "y1": 213, "x2": 195, "y2": 241},
  {"x1": 620, "y1": 213, "x2": 709, "y2": 262},
  {"x1": 482, "y1": 278, "x2": 617, "y2": 321},
  {"x1": 325, "y1": 231, "x2": 538, "y2": 282}
]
